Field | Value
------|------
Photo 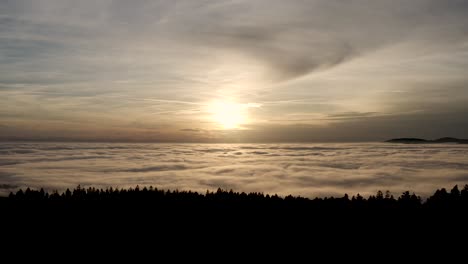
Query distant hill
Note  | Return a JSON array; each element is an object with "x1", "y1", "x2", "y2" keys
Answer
[
  {"x1": 432, "y1": 137, "x2": 468, "y2": 143},
  {"x1": 386, "y1": 137, "x2": 468, "y2": 144},
  {"x1": 386, "y1": 138, "x2": 428, "y2": 143}
]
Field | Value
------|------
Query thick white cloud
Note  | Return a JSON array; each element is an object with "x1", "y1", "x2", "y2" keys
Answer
[{"x1": 1, "y1": 142, "x2": 467, "y2": 197}]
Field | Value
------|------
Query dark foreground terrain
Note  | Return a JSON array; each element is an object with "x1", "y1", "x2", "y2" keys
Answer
[
  {"x1": 2, "y1": 185, "x2": 468, "y2": 225},
  {"x1": 2, "y1": 185, "x2": 468, "y2": 252}
]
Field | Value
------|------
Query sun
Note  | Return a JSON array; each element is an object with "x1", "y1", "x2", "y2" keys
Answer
[{"x1": 208, "y1": 101, "x2": 248, "y2": 129}]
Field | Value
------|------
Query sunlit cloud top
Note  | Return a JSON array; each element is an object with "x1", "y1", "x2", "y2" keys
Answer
[{"x1": 1, "y1": 0, "x2": 468, "y2": 142}]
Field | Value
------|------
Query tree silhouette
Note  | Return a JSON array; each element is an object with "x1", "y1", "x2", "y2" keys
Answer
[{"x1": 2, "y1": 184, "x2": 468, "y2": 221}]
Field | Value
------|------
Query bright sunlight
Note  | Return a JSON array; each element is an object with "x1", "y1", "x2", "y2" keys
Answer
[
  {"x1": 208, "y1": 101, "x2": 260, "y2": 129},
  {"x1": 209, "y1": 101, "x2": 246, "y2": 129}
]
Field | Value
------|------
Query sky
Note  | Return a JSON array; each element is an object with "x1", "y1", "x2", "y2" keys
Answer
[{"x1": 1, "y1": 0, "x2": 468, "y2": 142}]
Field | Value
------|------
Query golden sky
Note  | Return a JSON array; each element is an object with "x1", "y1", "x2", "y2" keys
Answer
[{"x1": 1, "y1": 0, "x2": 468, "y2": 142}]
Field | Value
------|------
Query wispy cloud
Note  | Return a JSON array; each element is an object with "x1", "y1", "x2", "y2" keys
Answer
[{"x1": 1, "y1": 0, "x2": 468, "y2": 141}]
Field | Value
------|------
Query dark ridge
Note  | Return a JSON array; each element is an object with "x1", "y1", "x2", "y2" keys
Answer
[
  {"x1": 2, "y1": 185, "x2": 468, "y2": 241},
  {"x1": 2, "y1": 184, "x2": 468, "y2": 211},
  {"x1": 386, "y1": 137, "x2": 468, "y2": 144},
  {"x1": 386, "y1": 138, "x2": 428, "y2": 143},
  {"x1": 434, "y1": 137, "x2": 459, "y2": 142},
  {"x1": 433, "y1": 137, "x2": 468, "y2": 143}
]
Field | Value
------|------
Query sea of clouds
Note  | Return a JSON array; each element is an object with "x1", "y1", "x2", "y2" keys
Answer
[{"x1": 1, "y1": 143, "x2": 468, "y2": 198}]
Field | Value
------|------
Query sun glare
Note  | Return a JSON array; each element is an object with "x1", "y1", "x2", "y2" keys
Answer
[{"x1": 209, "y1": 101, "x2": 249, "y2": 129}]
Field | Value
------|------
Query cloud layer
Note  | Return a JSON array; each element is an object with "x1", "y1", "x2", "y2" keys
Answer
[{"x1": 1, "y1": 142, "x2": 468, "y2": 198}]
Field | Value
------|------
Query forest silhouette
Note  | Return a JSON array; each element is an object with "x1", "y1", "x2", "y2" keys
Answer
[
  {"x1": 3, "y1": 184, "x2": 468, "y2": 214},
  {"x1": 2, "y1": 185, "x2": 468, "y2": 239}
]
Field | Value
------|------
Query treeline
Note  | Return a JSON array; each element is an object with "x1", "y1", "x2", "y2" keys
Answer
[
  {"x1": 4, "y1": 184, "x2": 468, "y2": 210},
  {"x1": 3, "y1": 184, "x2": 468, "y2": 238}
]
